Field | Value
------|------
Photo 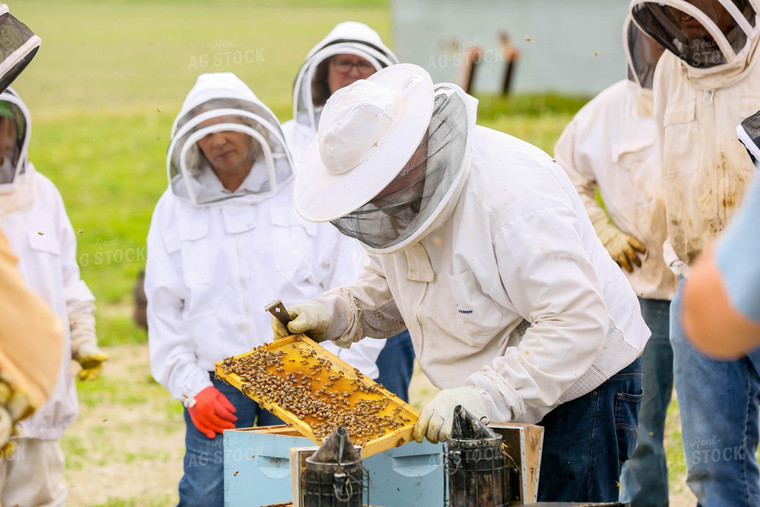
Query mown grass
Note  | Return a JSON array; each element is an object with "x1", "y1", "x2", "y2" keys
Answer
[{"x1": 13, "y1": 1, "x2": 393, "y2": 118}]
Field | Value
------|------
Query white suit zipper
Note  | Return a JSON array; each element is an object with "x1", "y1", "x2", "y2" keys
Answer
[
  {"x1": 416, "y1": 281, "x2": 428, "y2": 359},
  {"x1": 235, "y1": 231, "x2": 255, "y2": 343}
]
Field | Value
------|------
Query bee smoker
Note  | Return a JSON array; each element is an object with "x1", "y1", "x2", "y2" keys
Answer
[
  {"x1": 304, "y1": 426, "x2": 366, "y2": 507},
  {"x1": 445, "y1": 405, "x2": 511, "y2": 507}
]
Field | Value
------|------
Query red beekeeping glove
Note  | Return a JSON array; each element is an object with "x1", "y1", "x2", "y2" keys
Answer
[{"x1": 188, "y1": 386, "x2": 237, "y2": 439}]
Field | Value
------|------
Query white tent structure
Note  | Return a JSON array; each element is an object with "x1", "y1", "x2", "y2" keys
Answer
[{"x1": 391, "y1": 0, "x2": 629, "y2": 96}]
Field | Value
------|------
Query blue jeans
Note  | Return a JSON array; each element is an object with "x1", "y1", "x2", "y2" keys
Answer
[
  {"x1": 671, "y1": 277, "x2": 760, "y2": 506},
  {"x1": 177, "y1": 372, "x2": 283, "y2": 507},
  {"x1": 620, "y1": 297, "x2": 673, "y2": 507},
  {"x1": 374, "y1": 330, "x2": 415, "y2": 402},
  {"x1": 537, "y1": 357, "x2": 642, "y2": 502}
]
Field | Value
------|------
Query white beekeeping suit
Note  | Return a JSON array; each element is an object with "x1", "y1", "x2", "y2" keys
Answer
[
  {"x1": 631, "y1": 0, "x2": 760, "y2": 265},
  {"x1": 281, "y1": 22, "x2": 400, "y2": 379},
  {"x1": 554, "y1": 18, "x2": 678, "y2": 506},
  {"x1": 0, "y1": 3, "x2": 65, "y2": 467},
  {"x1": 290, "y1": 65, "x2": 649, "y2": 425},
  {"x1": 554, "y1": 17, "x2": 678, "y2": 300},
  {"x1": 630, "y1": 2, "x2": 760, "y2": 504},
  {"x1": 145, "y1": 73, "x2": 368, "y2": 405},
  {"x1": 0, "y1": 87, "x2": 99, "y2": 506}
]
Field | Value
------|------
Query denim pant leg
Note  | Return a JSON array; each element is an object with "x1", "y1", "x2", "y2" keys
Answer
[
  {"x1": 537, "y1": 358, "x2": 642, "y2": 503},
  {"x1": 374, "y1": 330, "x2": 415, "y2": 402},
  {"x1": 177, "y1": 373, "x2": 283, "y2": 507},
  {"x1": 671, "y1": 279, "x2": 760, "y2": 506},
  {"x1": 620, "y1": 297, "x2": 673, "y2": 507}
]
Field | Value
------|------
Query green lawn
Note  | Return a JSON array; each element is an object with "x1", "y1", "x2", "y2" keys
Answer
[
  {"x1": 14, "y1": 0, "x2": 390, "y2": 118},
  {"x1": 8, "y1": 1, "x2": 694, "y2": 505}
]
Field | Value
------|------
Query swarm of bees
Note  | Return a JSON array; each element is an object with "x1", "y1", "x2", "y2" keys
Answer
[{"x1": 217, "y1": 337, "x2": 414, "y2": 446}]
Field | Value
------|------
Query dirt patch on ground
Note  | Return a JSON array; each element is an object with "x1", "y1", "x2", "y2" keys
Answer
[{"x1": 64, "y1": 344, "x2": 184, "y2": 506}]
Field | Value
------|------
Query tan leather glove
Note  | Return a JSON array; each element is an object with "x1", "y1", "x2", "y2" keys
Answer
[
  {"x1": 74, "y1": 343, "x2": 108, "y2": 381},
  {"x1": 270, "y1": 302, "x2": 330, "y2": 342},
  {"x1": 594, "y1": 220, "x2": 647, "y2": 273},
  {"x1": 0, "y1": 376, "x2": 34, "y2": 458}
]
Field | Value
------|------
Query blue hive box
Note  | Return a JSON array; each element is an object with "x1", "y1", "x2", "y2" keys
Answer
[{"x1": 223, "y1": 426, "x2": 443, "y2": 507}]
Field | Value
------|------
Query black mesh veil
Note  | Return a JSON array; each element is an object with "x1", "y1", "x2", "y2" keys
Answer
[
  {"x1": 0, "y1": 88, "x2": 29, "y2": 187},
  {"x1": 330, "y1": 85, "x2": 468, "y2": 251},
  {"x1": 626, "y1": 18, "x2": 665, "y2": 89},
  {"x1": 0, "y1": 7, "x2": 41, "y2": 93},
  {"x1": 738, "y1": 109, "x2": 760, "y2": 162},
  {"x1": 631, "y1": 0, "x2": 756, "y2": 68}
]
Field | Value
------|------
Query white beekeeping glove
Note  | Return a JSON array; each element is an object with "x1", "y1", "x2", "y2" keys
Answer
[
  {"x1": 271, "y1": 302, "x2": 331, "y2": 342},
  {"x1": 413, "y1": 386, "x2": 489, "y2": 444},
  {"x1": 69, "y1": 300, "x2": 108, "y2": 381}
]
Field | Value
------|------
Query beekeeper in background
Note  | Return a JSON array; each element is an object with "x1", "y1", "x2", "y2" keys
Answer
[
  {"x1": 682, "y1": 175, "x2": 760, "y2": 359},
  {"x1": 682, "y1": 122, "x2": 760, "y2": 356},
  {"x1": 0, "y1": 88, "x2": 106, "y2": 506},
  {"x1": 282, "y1": 21, "x2": 397, "y2": 161},
  {"x1": 630, "y1": 0, "x2": 760, "y2": 503},
  {"x1": 0, "y1": 2, "x2": 65, "y2": 460},
  {"x1": 682, "y1": 114, "x2": 760, "y2": 359},
  {"x1": 273, "y1": 63, "x2": 649, "y2": 502},
  {"x1": 554, "y1": 18, "x2": 676, "y2": 506},
  {"x1": 145, "y1": 73, "x2": 368, "y2": 506},
  {"x1": 281, "y1": 21, "x2": 417, "y2": 401}
]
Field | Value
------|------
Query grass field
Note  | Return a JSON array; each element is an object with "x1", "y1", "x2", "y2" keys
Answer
[{"x1": 8, "y1": 1, "x2": 694, "y2": 505}]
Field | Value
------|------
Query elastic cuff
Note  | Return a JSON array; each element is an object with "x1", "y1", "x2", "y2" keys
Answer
[
  {"x1": 465, "y1": 369, "x2": 523, "y2": 423},
  {"x1": 73, "y1": 340, "x2": 99, "y2": 357},
  {"x1": 181, "y1": 380, "x2": 213, "y2": 407},
  {"x1": 319, "y1": 289, "x2": 362, "y2": 347}
]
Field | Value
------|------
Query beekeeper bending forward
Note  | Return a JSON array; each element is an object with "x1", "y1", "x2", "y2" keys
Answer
[
  {"x1": 282, "y1": 21, "x2": 417, "y2": 401},
  {"x1": 272, "y1": 64, "x2": 650, "y2": 503}
]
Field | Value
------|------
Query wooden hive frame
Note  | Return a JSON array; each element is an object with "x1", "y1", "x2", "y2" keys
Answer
[{"x1": 215, "y1": 334, "x2": 419, "y2": 458}]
